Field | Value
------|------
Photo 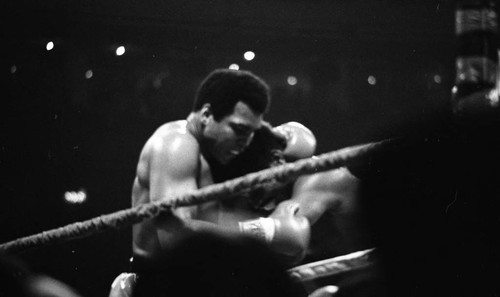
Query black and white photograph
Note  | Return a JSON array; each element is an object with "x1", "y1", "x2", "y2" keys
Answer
[{"x1": 2, "y1": 1, "x2": 500, "y2": 296}]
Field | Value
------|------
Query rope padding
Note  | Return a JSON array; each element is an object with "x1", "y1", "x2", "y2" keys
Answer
[{"x1": 288, "y1": 248, "x2": 376, "y2": 282}]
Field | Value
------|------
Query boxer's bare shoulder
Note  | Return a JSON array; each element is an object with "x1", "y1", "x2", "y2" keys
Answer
[
  {"x1": 137, "y1": 121, "x2": 198, "y2": 177},
  {"x1": 291, "y1": 167, "x2": 361, "y2": 224},
  {"x1": 145, "y1": 120, "x2": 196, "y2": 154},
  {"x1": 295, "y1": 167, "x2": 358, "y2": 195},
  {"x1": 132, "y1": 120, "x2": 203, "y2": 206}
]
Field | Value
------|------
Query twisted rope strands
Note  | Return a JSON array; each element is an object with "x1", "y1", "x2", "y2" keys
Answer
[
  {"x1": 288, "y1": 248, "x2": 376, "y2": 282},
  {"x1": 0, "y1": 139, "x2": 395, "y2": 254}
]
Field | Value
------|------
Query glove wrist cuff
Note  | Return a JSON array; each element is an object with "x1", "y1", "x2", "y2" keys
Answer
[{"x1": 239, "y1": 217, "x2": 275, "y2": 243}]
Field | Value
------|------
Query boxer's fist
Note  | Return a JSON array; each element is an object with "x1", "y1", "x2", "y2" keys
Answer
[
  {"x1": 239, "y1": 201, "x2": 311, "y2": 264},
  {"x1": 268, "y1": 201, "x2": 310, "y2": 262},
  {"x1": 273, "y1": 122, "x2": 316, "y2": 161}
]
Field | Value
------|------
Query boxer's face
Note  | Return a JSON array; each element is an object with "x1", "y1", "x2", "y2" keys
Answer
[{"x1": 202, "y1": 101, "x2": 263, "y2": 164}]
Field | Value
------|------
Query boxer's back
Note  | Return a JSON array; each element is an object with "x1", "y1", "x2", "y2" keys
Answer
[{"x1": 131, "y1": 120, "x2": 215, "y2": 258}]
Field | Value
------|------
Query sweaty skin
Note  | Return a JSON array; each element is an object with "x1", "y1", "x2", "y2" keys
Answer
[
  {"x1": 131, "y1": 120, "x2": 211, "y2": 259},
  {"x1": 132, "y1": 100, "x2": 364, "y2": 262},
  {"x1": 291, "y1": 167, "x2": 371, "y2": 257},
  {"x1": 132, "y1": 102, "x2": 263, "y2": 259},
  {"x1": 292, "y1": 167, "x2": 361, "y2": 225}
]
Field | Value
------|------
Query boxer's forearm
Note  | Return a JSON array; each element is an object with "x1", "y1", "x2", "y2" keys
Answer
[
  {"x1": 155, "y1": 214, "x2": 239, "y2": 250},
  {"x1": 183, "y1": 218, "x2": 238, "y2": 235}
]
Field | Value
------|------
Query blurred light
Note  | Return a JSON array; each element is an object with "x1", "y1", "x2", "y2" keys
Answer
[
  {"x1": 10, "y1": 65, "x2": 17, "y2": 74},
  {"x1": 229, "y1": 64, "x2": 240, "y2": 70},
  {"x1": 244, "y1": 51, "x2": 255, "y2": 61},
  {"x1": 85, "y1": 70, "x2": 93, "y2": 79},
  {"x1": 287, "y1": 76, "x2": 298, "y2": 86},
  {"x1": 116, "y1": 46, "x2": 126, "y2": 56},
  {"x1": 433, "y1": 74, "x2": 442, "y2": 84},
  {"x1": 367, "y1": 75, "x2": 377, "y2": 85},
  {"x1": 64, "y1": 190, "x2": 87, "y2": 204},
  {"x1": 46, "y1": 41, "x2": 54, "y2": 51}
]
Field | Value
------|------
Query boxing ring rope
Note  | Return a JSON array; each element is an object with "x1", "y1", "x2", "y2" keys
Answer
[{"x1": 0, "y1": 138, "x2": 399, "y2": 255}]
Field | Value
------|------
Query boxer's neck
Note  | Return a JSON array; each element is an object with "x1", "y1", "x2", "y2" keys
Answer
[{"x1": 186, "y1": 112, "x2": 203, "y2": 142}]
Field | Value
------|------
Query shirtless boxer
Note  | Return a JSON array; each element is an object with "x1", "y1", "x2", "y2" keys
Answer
[
  {"x1": 110, "y1": 69, "x2": 363, "y2": 297},
  {"x1": 131, "y1": 69, "x2": 312, "y2": 271}
]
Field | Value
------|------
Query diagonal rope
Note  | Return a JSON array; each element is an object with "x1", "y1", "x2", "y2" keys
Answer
[{"x1": 0, "y1": 139, "x2": 398, "y2": 254}]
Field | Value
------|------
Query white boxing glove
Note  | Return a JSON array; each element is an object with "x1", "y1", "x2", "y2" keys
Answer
[
  {"x1": 273, "y1": 122, "x2": 317, "y2": 161},
  {"x1": 239, "y1": 201, "x2": 311, "y2": 264}
]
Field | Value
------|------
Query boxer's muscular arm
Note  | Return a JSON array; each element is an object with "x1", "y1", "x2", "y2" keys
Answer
[
  {"x1": 148, "y1": 133, "x2": 310, "y2": 261},
  {"x1": 147, "y1": 133, "x2": 229, "y2": 249},
  {"x1": 236, "y1": 122, "x2": 318, "y2": 264},
  {"x1": 273, "y1": 122, "x2": 360, "y2": 225},
  {"x1": 290, "y1": 167, "x2": 361, "y2": 225},
  {"x1": 239, "y1": 168, "x2": 359, "y2": 263}
]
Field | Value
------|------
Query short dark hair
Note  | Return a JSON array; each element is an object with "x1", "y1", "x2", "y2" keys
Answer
[{"x1": 193, "y1": 69, "x2": 271, "y2": 121}]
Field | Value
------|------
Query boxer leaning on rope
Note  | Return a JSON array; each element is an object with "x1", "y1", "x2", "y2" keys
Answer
[
  {"x1": 110, "y1": 68, "x2": 368, "y2": 297},
  {"x1": 130, "y1": 69, "x2": 313, "y2": 272}
]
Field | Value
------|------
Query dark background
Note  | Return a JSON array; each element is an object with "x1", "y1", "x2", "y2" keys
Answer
[{"x1": 2, "y1": 1, "x2": 500, "y2": 296}]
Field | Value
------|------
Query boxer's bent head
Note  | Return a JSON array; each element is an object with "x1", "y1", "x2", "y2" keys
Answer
[
  {"x1": 208, "y1": 121, "x2": 291, "y2": 211},
  {"x1": 212, "y1": 121, "x2": 287, "y2": 182},
  {"x1": 193, "y1": 69, "x2": 271, "y2": 121}
]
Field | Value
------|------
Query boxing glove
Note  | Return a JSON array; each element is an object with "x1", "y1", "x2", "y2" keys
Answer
[
  {"x1": 273, "y1": 122, "x2": 317, "y2": 161},
  {"x1": 239, "y1": 201, "x2": 311, "y2": 264}
]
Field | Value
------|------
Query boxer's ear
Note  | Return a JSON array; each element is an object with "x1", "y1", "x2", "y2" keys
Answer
[{"x1": 200, "y1": 104, "x2": 212, "y2": 125}]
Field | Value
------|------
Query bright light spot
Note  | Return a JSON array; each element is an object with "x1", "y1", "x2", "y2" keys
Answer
[
  {"x1": 64, "y1": 190, "x2": 87, "y2": 204},
  {"x1": 85, "y1": 70, "x2": 93, "y2": 79},
  {"x1": 287, "y1": 76, "x2": 298, "y2": 86},
  {"x1": 244, "y1": 51, "x2": 255, "y2": 61},
  {"x1": 433, "y1": 74, "x2": 442, "y2": 84},
  {"x1": 46, "y1": 41, "x2": 54, "y2": 51},
  {"x1": 229, "y1": 64, "x2": 240, "y2": 70},
  {"x1": 10, "y1": 65, "x2": 17, "y2": 74},
  {"x1": 116, "y1": 46, "x2": 126, "y2": 56},
  {"x1": 367, "y1": 75, "x2": 377, "y2": 85}
]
